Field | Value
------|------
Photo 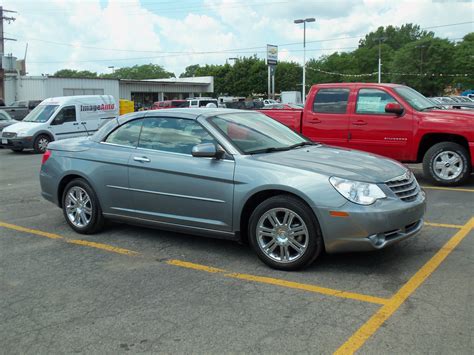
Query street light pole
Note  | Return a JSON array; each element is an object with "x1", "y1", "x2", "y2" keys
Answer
[{"x1": 294, "y1": 18, "x2": 315, "y2": 104}]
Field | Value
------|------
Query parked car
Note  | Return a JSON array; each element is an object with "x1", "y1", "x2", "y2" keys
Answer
[
  {"x1": 223, "y1": 100, "x2": 264, "y2": 110},
  {"x1": 1, "y1": 95, "x2": 118, "y2": 153},
  {"x1": 151, "y1": 100, "x2": 188, "y2": 109},
  {"x1": 434, "y1": 96, "x2": 474, "y2": 110},
  {"x1": 186, "y1": 97, "x2": 218, "y2": 108},
  {"x1": 260, "y1": 83, "x2": 474, "y2": 186},
  {"x1": 1, "y1": 100, "x2": 42, "y2": 121},
  {"x1": 40, "y1": 108, "x2": 426, "y2": 270},
  {"x1": 263, "y1": 99, "x2": 278, "y2": 106},
  {"x1": 0, "y1": 111, "x2": 17, "y2": 145}
]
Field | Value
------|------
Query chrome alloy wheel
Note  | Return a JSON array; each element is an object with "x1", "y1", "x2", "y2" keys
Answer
[
  {"x1": 433, "y1": 150, "x2": 463, "y2": 181},
  {"x1": 256, "y1": 208, "x2": 309, "y2": 263},
  {"x1": 38, "y1": 137, "x2": 50, "y2": 152},
  {"x1": 65, "y1": 186, "x2": 93, "y2": 228}
]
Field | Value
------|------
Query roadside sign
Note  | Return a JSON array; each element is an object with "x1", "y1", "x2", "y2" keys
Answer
[{"x1": 267, "y1": 44, "x2": 278, "y2": 66}]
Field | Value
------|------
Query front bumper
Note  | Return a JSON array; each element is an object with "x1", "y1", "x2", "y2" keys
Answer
[
  {"x1": 0, "y1": 136, "x2": 34, "y2": 150},
  {"x1": 317, "y1": 192, "x2": 426, "y2": 253}
]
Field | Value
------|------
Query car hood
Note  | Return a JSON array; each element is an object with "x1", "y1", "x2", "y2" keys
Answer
[
  {"x1": 251, "y1": 145, "x2": 407, "y2": 183},
  {"x1": 2, "y1": 121, "x2": 42, "y2": 133},
  {"x1": 0, "y1": 121, "x2": 16, "y2": 130}
]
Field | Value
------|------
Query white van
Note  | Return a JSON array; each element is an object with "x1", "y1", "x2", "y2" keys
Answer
[{"x1": 1, "y1": 95, "x2": 118, "y2": 153}]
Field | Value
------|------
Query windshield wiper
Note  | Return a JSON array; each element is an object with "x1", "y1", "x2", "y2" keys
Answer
[
  {"x1": 247, "y1": 141, "x2": 316, "y2": 155},
  {"x1": 287, "y1": 141, "x2": 317, "y2": 149}
]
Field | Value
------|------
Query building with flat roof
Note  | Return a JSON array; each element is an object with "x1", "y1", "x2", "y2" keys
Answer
[{"x1": 5, "y1": 74, "x2": 214, "y2": 109}]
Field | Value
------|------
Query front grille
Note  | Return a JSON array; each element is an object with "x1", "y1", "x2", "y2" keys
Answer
[
  {"x1": 2, "y1": 132, "x2": 16, "y2": 138},
  {"x1": 386, "y1": 171, "x2": 419, "y2": 202}
]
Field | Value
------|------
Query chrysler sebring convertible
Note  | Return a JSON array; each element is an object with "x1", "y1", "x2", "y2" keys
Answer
[{"x1": 40, "y1": 109, "x2": 426, "y2": 270}]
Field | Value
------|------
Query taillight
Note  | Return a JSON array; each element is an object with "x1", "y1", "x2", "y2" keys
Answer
[{"x1": 42, "y1": 150, "x2": 51, "y2": 165}]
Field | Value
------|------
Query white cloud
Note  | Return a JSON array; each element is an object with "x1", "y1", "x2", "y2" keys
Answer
[{"x1": 2, "y1": 0, "x2": 473, "y2": 76}]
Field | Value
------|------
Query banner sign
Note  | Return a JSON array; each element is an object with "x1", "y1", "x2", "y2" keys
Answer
[{"x1": 267, "y1": 44, "x2": 278, "y2": 66}]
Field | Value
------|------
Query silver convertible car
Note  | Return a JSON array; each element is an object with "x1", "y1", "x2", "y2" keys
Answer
[{"x1": 40, "y1": 109, "x2": 426, "y2": 270}]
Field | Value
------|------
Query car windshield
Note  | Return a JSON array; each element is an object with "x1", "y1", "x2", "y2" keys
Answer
[
  {"x1": 23, "y1": 105, "x2": 59, "y2": 123},
  {"x1": 394, "y1": 86, "x2": 437, "y2": 111},
  {"x1": 208, "y1": 112, "x2": 310, "y2": 154}
]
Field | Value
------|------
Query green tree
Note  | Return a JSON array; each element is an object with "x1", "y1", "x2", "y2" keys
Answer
[
  {"x1": 53, "y1": 69, "x2": 98, "y2": 78},
  {"x1": 390, "y1": 37, "x2": 456, "y2": 95},
  {"x1": 452, "y1": 33, "x2": 474, "y2": 90},
  {"x1": 275, "y1": 61, "x2": 301, "y2": 92},
  {"x1": 359, "y1": 24, "x2": 434, "y2": 50},
  {"x1": 179, "y1": 64, "x2": 202, "y2": 78},
  {"x1": 100, "y1": 64, "x2": 175, "y2": 80}
]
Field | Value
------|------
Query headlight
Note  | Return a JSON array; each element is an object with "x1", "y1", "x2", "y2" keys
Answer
[
  {"x1": 329, "y1": 176, "x2": 386, "y2": 205},
  {"x1": 16, "y1": 130, "x2": 30, "y2": 137}
]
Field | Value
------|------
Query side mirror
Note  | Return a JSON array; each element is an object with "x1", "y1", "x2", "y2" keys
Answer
[
  {"x1": 192, "y1": 143, "x2": 225, "y2": 159},
  {"x1": 385, "y1": 102, "x2": 404, "y2": 115}
]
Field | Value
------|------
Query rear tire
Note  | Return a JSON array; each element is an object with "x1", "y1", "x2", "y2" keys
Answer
[
  {"x1": 422, "y1": 142, "x2": 471, "y2": 186},
  {"x1": 33, "y1": 134, "x2": 51, "y2": 154},
  {"x1": 248, "y1": 195, "x2": 323, "y2": 271},
  {"x1": 62, "y1": 178, "x2": 105, "y2": 234}
]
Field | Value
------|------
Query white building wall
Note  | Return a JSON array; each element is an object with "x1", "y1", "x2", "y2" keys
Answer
[
  {"x1": 15, "y1": 76, "x2": 48, "y2": 101},
  {"x1": 4, "y1": 75, "x2": 17, "y2": 104},
  {"x1": 46, "y1": 78, "x2": 120, "y2": 100},
  {"x1": 7, "y1": 76, "x2": 213, "y2": 103}
]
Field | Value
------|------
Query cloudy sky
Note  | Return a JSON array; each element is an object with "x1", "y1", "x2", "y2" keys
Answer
[{"x1": 3, "y1": 0, "x2": 474, "y2": 76}]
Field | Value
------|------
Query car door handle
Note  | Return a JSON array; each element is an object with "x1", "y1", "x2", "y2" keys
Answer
[
  {"x1": 73, "y1": 122, "x2": 79, "y2": 125},
  {"x1": 309, "y1": 118, "x2": 322, "y2": 124},
  {"x1": 352, "y1": 120, "x2": 367, "y2": 126},
  {"x1": 133, "y1": 156, "x2": 151, "y2": 163}
]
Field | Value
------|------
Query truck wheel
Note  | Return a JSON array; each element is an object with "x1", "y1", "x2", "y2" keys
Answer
[
  {"x1": 33, "y1": 134, "x2": 51, "y2": 154},
  {"x1": 422, "y1": 142, "x2": 471, "y2": 186},
  {"x1": 248, "y1": 195, "x2": 323, "y2": 271}
]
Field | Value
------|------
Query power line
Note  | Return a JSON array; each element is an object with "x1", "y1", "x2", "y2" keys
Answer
[
  {"x1": 6, "y1": 21, "x2": 473, "y2": 56},
  {"x1": 25, "y1": 36, "x2": 467, "y2": 64},
  {"x1": 16, "y1": 0, "x2": 292, "y2": 15},
  {"x1": 28, "y1": 46, "x2": 360, "y2": 64}
]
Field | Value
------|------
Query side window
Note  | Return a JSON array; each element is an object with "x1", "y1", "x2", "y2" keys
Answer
[
  {"x1": 356, "y1": 89, "x2": 398, "y2": 114},
  {"x1": 190, "y1": 100, "x2": 198, "y2": 106},
  {"x1": 313, "y1": 89, "x2": 350, "y2": 114},
  {"x1": 53, "y1": 106, "x2": 76, "y2": 124},
  {"x1": 158, "y1": 102, "x2": 164, "y2": 107},
  {"x1": 138, "y1": 117, "x2": 216, "y2": 155},
  {"x1": 105, "y1": 119, "x2": 143, "y2": 147}
]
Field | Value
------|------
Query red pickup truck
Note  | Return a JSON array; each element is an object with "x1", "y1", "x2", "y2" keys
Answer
[{"x1": 260, "y1": 83, "x2": 474, "y2": 186}]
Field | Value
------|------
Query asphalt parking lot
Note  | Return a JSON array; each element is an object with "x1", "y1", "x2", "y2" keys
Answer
[{"x1": 1, "y1": 148, "x2": 473, "y2": 354}]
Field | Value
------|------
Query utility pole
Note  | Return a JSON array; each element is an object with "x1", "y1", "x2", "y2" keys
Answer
[
  {"x1": 376, "y1": 37, "x2": 386, "y2": 84},
  {"x1": 0, "y1": 6, "x2": 17, "y2": 100},
  {"x1": 416, "y1": 44, "x2": 426, "y2": 90}
]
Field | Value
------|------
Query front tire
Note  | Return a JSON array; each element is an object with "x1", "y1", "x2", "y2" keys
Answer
[
  {"x1": 248, "y1": 195, "x2": 323, "y2": 271},
  {"x1": 422, "y1": 142, "x2": 471, "y2": 186},
  {"x1": 33, "y1": 134, "x2": 51, "y2": 154},
  {"x1": 62, "y1": 178, "x2": 105, "y2": 234}
]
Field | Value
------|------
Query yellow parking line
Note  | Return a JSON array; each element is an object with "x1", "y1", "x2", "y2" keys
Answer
[
  {"x1": 68, "y1": 239, "x2": 139, "y2": 256},
  {"x1": 0, "y1": 221, "x2": 64, "y2": 240},
  {"x1": 224, "y1": 272, "x2": 389, "y2": 305},
  {"x1": 166, "y1": 259, "x2": 388, "y2": 305},
  {"x1": 167, "y1": 259, "x2": 225, "y2": 273},
  {"x1": 334, "y1": 217, "x2": 474, "y2": 355},
  {"x1": 424, "y1": 222, "x2": 463, "y2": 229},
  {"x1": 421, "y1": 185, "x2": 474, "y2": 193}
]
